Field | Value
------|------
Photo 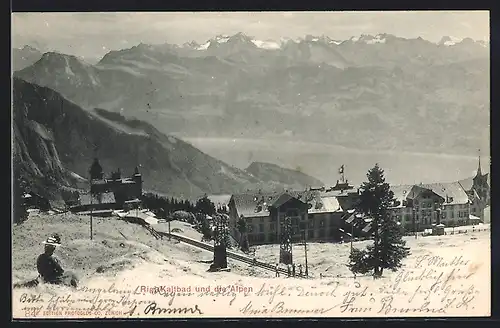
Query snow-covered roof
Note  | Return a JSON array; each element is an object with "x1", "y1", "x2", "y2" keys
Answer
[
  {"x1": 308, "y1": 196, "x2": 342, "y2": 214},
  {"x1": 420, "y1": 182, "x2": 469, "y2": 205},
  {"x1": 390, "y1": 181, "x2": 470, "y2": 207}
]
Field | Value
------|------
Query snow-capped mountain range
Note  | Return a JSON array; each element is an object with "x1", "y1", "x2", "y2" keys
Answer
[
  {"x1": 13, "y1": 32, "x2": 489, "y2": 72},
  {"x1": 13, "y1": 30, "x2": 489, "y2": 165},
  {"x1": 181, "y1": 32, "x2": 488, "y2": 51}
]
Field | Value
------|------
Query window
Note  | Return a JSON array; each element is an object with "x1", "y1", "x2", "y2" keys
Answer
[
  {"x1": 320, "y1": 219, "x2": 325, "y2": 228},
  {"x1": 270, "y1": 223, "x2": 276, "y2": 231},
  {"x1": 259, "y1": 224, "x2": 264, "y2": 232},
  {"x1": 308, "y1": 220, "x2": 315, "y2": 228}
]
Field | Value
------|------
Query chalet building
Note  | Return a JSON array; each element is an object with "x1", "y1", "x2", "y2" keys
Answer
[
  {"x1": 227, "y1": 188, "x2": 351, "y2": 246},
  {"x1": 458, "y1": 156, "x2": 490, "y2": 219},
  {"x1": 218, "y1": 159, "x2": 490, "y2": 246},
  {"x1": 389, "y1": 156, "x2": 490, "y2": 230},
  {"x1": 306, "y1": 195, "x2": 344, "y2": 241},
  {"x1": 228, "y1": 192, "x2": 281, "y2": 245},
  {"x1": 87, "y1": 158, "x2": 143, "y2": 209}
]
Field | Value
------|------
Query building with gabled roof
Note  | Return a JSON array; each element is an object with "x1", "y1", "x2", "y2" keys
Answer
[
  {"x1": 228, "y1": 189, "x2": 347, "y2": 246},
  {"x1": 388, "y1": 154, "x2": 490, "y2": 230}
]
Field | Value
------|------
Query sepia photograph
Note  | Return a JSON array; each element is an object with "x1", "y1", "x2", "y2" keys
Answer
[{"x1": 11, "y1": 11, "x2": 490, "y2": 318}]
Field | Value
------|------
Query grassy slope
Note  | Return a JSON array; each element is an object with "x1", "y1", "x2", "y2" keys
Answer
[
  {"x1": 12, "y1": 212, "x2": 490, "y2": 318},
  {"x1": 12, "y1": 212, "x2": 274, "y2": 284}
]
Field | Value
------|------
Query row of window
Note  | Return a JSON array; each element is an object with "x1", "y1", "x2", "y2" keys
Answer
[
  {"x1": 246, "y1": 215, "x2": 341, "y2": 232},
  {"x1": 247, "y1": 228, "x2": 339, "y2": 243},
  {"x1": 391, "y1": 203, "x2": 470, "y2": 213},
  {"x1": 392, "y1": 210, "x2": 475, "y2": 222}
]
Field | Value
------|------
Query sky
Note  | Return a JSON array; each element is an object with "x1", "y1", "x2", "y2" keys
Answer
[{"x1": 12, "y1": 11, "x2": 489, "y2": 61}]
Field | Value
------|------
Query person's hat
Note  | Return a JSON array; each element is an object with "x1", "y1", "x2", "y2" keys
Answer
[{"x1": 42, "y1": 234, "x2": 61, "y2": 246}]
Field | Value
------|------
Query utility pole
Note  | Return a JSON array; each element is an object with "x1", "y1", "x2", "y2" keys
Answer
[
  {"x1": 304, "y1": 229, "x2": 309, "y2": 278},
  {"x1": 350, "y1": 221, "x2": 354, "y2": 254},
  {"x1": 90, "y1": 193, "x2": 93, "y2": 240},
  {"x1": 415, "y1": 203, "x2": 419, "y2": 239},
  {"x1": 168, "y1": 215, "x2": 171, "y2": 241}
]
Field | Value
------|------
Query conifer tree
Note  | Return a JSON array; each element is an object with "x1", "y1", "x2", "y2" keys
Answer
[
  {"x1": 348, "y1": 163, "x2": 410, "y2": 278},
  {"x1": 195, "y1": 195, "x2": 216, "y2": 216}
]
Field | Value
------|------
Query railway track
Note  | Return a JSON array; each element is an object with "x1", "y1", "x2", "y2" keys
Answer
[{"x1": 153, "y1": 229, "x2": 290, "y2": 275}]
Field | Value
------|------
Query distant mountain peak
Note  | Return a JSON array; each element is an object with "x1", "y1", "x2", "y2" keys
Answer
[
  {"x1": 39, "y1": 51, "x2": 92, "y2": 67},
  {"x1": 438, "y1": 35, "x2": 463, "y2": 46},
  {"x1": 246, "y1": 161, "x2": 324, "y2": 189},
  {"x1": 20, "y1": 45, "x2": 39, "y2": 52}
]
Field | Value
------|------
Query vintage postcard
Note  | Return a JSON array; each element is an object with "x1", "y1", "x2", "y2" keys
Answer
[{"x1": 11, "y1": 11, "x2": 490, "y2": 319}]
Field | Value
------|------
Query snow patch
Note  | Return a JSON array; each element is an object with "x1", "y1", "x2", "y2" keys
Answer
[
  {"x1": 214, "y1": 35, "x2": 230, "y2": 43},
  {"x1": 439, "y1": 36, "x2": 463, "y2": 46},
  {"x1": 63, "y1": 56, "x2": 75, "y2": 77},
  {"x1": 197, "y1": 42, "x2": 210, "y2": 50},
  {"x1": 70, "y1": 171, "x2": 86, "y2": 181},
  {"x1": 366, "y1": 35, "x2": 386, "y2": 44},
  {"x1": 251, "y1": 40, "x2": 281, "y2": 49}
]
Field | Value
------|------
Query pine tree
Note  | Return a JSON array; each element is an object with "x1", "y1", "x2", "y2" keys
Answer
[
  {"x1": 348, "y1": 163, "x2": 410, "y2": 278},
  {"x1": 195, "y1": 195, "x2": 216, "y2": 216}
]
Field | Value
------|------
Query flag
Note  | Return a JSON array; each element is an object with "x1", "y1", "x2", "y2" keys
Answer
[{"x1": 339, "y1": 165, "x2": 344, "y2": 174}]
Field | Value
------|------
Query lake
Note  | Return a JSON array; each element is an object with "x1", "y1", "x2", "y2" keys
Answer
[{"x1": 181, "y1": 137, "x2": 489, "y2": 187}]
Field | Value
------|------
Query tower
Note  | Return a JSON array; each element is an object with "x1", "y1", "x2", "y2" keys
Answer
[
  {"x1": 89, "y1": 158, "x2": 104, "y2": 181},
  {"x1": 473, "y1": 149, "x2": 489, "y2": 204},
  {"x1": 133, "y1": 166, "x2": 143, "y2": 198},
  {"x1": 279, "y1": 215, "x2": 293, "y2": 265},
  {"x1": 475, "y1": 149, "x2": 482, "y2": 178},
  {"x1": 212, "y1": 213, "x2": 229, "y2": 270}
]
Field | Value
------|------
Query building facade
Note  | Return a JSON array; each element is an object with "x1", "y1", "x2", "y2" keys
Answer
[
  {"x1": 228, "y1": 190, "x2": 347, "y2": 246},
  {"x1": 89, "y1": 164, "x2": 143, "y2": 207},
  {"x1": 389, "y1": 157, "x2": 490, "y2": 230},
  {"x1": 221, "y1": 157, "x2": 490, "y2": 246}
]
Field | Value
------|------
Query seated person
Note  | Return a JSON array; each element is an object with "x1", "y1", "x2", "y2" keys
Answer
[{"x1": 37, "y1": 234, "x2": 78, "y2": 287}]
